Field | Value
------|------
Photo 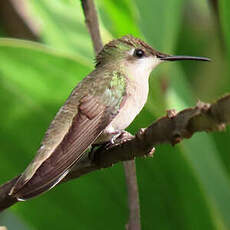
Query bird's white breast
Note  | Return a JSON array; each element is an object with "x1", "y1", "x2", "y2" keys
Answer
[
  {"x1": 107, "y1": 55, "x2": 158, "y2": 132},
  {"x1": 109, "y1": 75, "x2": 149, "y2": 131}
]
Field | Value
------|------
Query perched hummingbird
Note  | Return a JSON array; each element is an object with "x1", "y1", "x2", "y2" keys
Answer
[{"x1": 10, "y1": 35, "x2": 210, "y2": 200}]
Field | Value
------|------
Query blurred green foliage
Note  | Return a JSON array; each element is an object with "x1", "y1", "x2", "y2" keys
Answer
[{"x1": 0, "y1": 0, "x2": 230, "y2": 229}]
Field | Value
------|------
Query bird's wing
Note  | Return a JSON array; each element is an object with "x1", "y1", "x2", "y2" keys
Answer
[{"x1": 10, "y1": 72, "x2": 126, "y2": 200}]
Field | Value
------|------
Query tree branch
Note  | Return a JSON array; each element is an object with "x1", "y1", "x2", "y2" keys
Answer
[
  {"x1": 1, "y1": 94, "x2": 230, "y2": 212},
  {"x1": 64, "y1": 93, "x2": 230, "y2": 179},
  {"x1": 0, "y1": 177, "x2": 18, "y2": 212}
]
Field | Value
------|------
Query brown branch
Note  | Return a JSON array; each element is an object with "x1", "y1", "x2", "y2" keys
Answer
[
  {"x1": 80, "y1": 1, "x2": 141, "y2": 229},
  {"x1": 124, "y1": 160, "x2": 141, "y2": 230},
  {"x1": 0, "y1": 176, "x2": 18, "y2": 212},
  {"x1": 1, "y1": 94, "x2": 230, "y2": 212},
  {"x1": 65, "y1": 93, "x2": 230, "y2": 180}
]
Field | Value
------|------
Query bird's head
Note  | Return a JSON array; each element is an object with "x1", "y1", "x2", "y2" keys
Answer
[{"x1": 95, "y1": 35, "x2": 210, "y2": 78}]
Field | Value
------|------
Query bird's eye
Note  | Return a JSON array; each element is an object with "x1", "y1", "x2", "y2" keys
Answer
[{"x1": 134, "y1": 49, "x2": 145, "y2": 58}]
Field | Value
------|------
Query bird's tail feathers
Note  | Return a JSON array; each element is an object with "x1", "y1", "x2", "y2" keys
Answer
[{"x1": 9, "y1": 169, "x2": 69, "y2": 201}]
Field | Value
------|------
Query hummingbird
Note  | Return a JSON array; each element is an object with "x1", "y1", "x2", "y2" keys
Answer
[{"x1": 9, "y1": 35, "x2": 210, "y2": 201}]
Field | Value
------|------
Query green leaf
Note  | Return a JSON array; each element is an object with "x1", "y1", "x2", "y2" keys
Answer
[
  {"x1": 28, "y1": 0, "x2": 94, "y2": 62},
  {"x1": 98, "y1": 0, "x2": 141, "y2": 37},
  {"x1": 133, "y1": 0, "x2": 184, "y2": 51}
]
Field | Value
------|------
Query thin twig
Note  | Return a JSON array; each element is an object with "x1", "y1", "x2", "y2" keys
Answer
[
  {"x1": 124, "y1": 160, "x2": 141, "y2": 230},
  {"x1": 80, "y1": 0, "x2": 103, "y2": 54},
  {"x1": 80, "y1": 1, "x2": 141, "y2": 229}
]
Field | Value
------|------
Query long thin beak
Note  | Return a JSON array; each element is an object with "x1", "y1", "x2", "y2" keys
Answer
[{"x1": 157, "y1": 53, "x2": 211, "y2": 62}]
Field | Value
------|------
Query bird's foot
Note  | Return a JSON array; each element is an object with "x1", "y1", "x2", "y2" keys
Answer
[
  {"x1": 89, "y1": 130, "x2": 130, "y2": 154},
  {"x1": 106, "y1": 130, "x2": 133, "y2": 148},
  {"x1": 88, "y1": 130, "x2": 133, "y2": 162}
]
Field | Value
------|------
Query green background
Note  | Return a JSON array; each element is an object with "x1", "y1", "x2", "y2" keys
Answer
[{"x1": 0, "y1": 0, "x2": 230, "y2": 229}]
